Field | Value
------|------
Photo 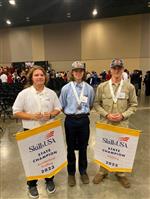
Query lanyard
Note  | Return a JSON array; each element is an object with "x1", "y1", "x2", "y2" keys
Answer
[
  {"x1": 71, "y1": 81, "x2": 85, "y2": 105},
  {"x1": 109, "y1": 79, "x2": 123, "y2": 103}
]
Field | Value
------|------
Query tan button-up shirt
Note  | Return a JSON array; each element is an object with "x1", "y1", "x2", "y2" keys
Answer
[{"x1": 94, "y1": 80, "x2": 138, "y2": 127}]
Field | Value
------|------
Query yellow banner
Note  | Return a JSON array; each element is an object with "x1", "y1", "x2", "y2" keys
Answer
[
  {"x1": 96, "y1": 122, "x2": 141, "y2": 136},
  {"x1": 27, "y1": 162, "x2": 67, "y2": 181},
  {"x1": 94, "y1": 122, "x2": 141, "y2": 172},
  {"x1": 16, "y1": 120, "x2": 61, "y2": 140},
  {"x1": 16, "y1": 119, "x2": 67, "y2": 180}
]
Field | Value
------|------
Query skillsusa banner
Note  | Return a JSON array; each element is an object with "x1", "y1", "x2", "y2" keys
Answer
[
  {"x1": 94, "y1": 123, "x2": 141, "y2": 172},
  {"x1": 16, "y1": 120, "x2": 67, "y2": 181}
]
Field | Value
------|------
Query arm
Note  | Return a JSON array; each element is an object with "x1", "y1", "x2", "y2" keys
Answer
[
  {"x1": 13, "y1": 90, "x2": 43, "y2": 121},
  {"x1": 14, "y1": 112, "x2": 43, "y2": 120},
  {"x1": 89, "y1": 86, "x2": 95, "y2": 110},
  {"x1": 122, "y1": 84, "x2": 138, "y2": 119},
  {"x1": 50, "y1": 109, "x2": 61, "y2": 117},
  {"x1": 59, "y1": 86, "x2": 67, "y2": 113},
  {"x1": 94, "y1": 85, "x2": 108, "y2": 117},
  {"x1": 43, "y1": 92, "x2": 62, "y2": 120}
]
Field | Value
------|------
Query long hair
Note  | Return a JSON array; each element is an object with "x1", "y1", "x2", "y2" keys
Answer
[{"x1": 26, "y1": 65, "x2": 48, "y2": 87}]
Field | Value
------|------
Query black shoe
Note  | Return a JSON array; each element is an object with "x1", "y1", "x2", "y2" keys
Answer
[
  {"x1": 28, "y1": 186, "x2": 39, "y2": 198},
  {"x1": 46, "y1": 180, "x2": 56, "y2": 194}
]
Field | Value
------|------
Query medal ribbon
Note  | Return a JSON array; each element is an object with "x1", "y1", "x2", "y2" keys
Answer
[
  {"x1": 71, "y1": 81, "x2": 85, "y2": 106},
  {"x1": 109, "y1": 79, "x2": 123, "y2": 103}
]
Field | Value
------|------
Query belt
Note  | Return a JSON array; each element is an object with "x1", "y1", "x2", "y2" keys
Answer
[{"x1": 66, "y1": 113, "x2": 89, "y2": 119}]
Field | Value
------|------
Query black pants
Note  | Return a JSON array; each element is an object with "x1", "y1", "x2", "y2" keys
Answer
[
  {"x1": 27, "y1": 177, "x2": 54, "y2": 187},
  {"x1": 24, "y1": 129, "x2": 54, "y2": 188},
  {"x1": 64, "y1": 115, "x2": 90, "y2": 175}
]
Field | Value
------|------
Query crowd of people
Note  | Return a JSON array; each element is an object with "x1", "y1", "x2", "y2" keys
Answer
[
  {"x1": 0, "y1": 64, "x2": 150, "y2": 98},
  {"x1": 0, "y1": 62, "x2": 149, "y2": 124}
]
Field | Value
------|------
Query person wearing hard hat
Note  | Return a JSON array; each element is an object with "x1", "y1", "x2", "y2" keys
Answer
[
  {"x1": 59, "y1": 61, "x2": 94, "y2": 187},
  {"x1": 93, "y1": 58, "x2": 138, "y2": 188}
]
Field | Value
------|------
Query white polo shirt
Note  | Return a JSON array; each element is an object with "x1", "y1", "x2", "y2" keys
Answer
[{"x1": 13, "y1": 86, "x2": 62, "y2": 129}]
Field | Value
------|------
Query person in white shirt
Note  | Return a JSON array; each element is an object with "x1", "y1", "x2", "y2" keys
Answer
[
  {"x1": 0, "y1": 72, "x2": 8, "y2": 83},
  {"x1": 13, "y1": 66, "x2": 61, "y2": 198},
  {"x1": 122, "y1": 69, "x2": 130, "y2": 82},
  {"x1": 122, "y1": 71, "x2": 128, "y2": 80}
]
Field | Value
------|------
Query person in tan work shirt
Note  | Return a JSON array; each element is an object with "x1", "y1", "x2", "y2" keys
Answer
[{"x1": 93, "y1": 58, "x2": 138, "y2": 188}]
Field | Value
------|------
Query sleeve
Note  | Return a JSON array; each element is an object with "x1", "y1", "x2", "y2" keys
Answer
[
  {"x1": 59, "y1": 86, "x2": 67, "y2": 109},
  {"x1": 12, "y1": 91, "x2": 25, "y2": 114},
  {"x1": 122, "y1": 84, "x2": 138, "y2": 119},
  {"x1": 94, "y1": 84, "x2": 108, "y2": 117},
  {"x1": 89, "y1": 86, "x2": 95, "y2": 108},
  {"x1": 53, "y1": 93, "x2": 62, "y2": 111}
]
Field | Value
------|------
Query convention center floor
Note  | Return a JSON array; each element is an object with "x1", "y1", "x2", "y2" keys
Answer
[{"x1": 0, "y1": 93, "x2": 150, "y2": 199}]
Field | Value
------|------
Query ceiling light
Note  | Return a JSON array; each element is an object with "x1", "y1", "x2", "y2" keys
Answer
[
  {"x1": 6, "y1": 19, "x2": 11, "y2": 25},
  {"x1": 67, "y1": 12, "x2": 71, "y2": 18},
  {"x1": 26, "y1": 17, "x2": 30, "y2": 22},
  {"x1": 0, "y1": 2, "x2": 2, "y2": 6},
  {"x1": 64, "y1": 0, "x2": 72, "y2": 3},
  {"x1": 92, "y1": 8, "x2": 98, "y2": 16},
  {"x1": 9, "y1": 0, "x2": 16, "y2": 5},
  {"x1": 148, "y1": 2, "x2": 150, "y2": 7}
]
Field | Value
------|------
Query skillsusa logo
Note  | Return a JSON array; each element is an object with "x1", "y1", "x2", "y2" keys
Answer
[
  {"x1": 118, "y1": 137, "x2": 130, "y2": 142},
  {"x1": 102, "y1": 136, "x2": 130, "y2": 148},
  {"x1": 45, "y1": 131, "x2": 54, "y2": 139},
  {"x1": 29, "y1": 130, "x2": 56, "y2": 152}
]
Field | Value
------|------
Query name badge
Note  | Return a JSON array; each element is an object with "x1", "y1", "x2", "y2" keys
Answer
[
  {"x1": 118, "y1": 92, "x2": 125, "y2": 99},
  {"x1": 81, "y1": 96, "x2": 88, "y2": 103}
]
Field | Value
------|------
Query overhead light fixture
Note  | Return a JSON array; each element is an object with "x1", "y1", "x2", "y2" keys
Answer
[
  {"x1": 67, "y1": 12, "x2": 71, "y2": 18},
  {"x1": 64, "y1": 0, "x2": 72, "y2": 3},
  {"x1": 6, "y1": 19, "x2": 11, "y2": 25},
  {"x1": 26, "y1": 17, "x2": 30, "y2": 22},
  {"x1": 9, "y1": 0, "x2": 16, "y2": 5},
  {"x1": 148, "y1": 1, "x2": 150, "y2": 7},
  {"x1": 92, "y1": 8, "x2": 98, "y2": 16},
  {"x1": 0, "y1": 2, "x2": 2, "y2": 6}
]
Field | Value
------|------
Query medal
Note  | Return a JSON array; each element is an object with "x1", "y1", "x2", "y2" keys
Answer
[
  {"x1": 71, "y1": 81, "x2": 85, "y2": 111},
  {"x1": 77, "y1": 105, "x2": 82, "y2": 110}
]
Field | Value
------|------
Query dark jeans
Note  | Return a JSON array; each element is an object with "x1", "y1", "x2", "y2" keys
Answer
[
  {"x1": 24, "y1": 128, "x2": 54, "y2": 188},
  {"x1": 27, "y1": 177, "x2": 54, "y2": 187},
  {"x1": 64, "y1": 115, "x2": 90, "y2": 175}
]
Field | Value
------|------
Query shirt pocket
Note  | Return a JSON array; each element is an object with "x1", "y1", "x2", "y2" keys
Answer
[
  {"x1": 102, "y1": 94, "x2": 113, "y2": 110},
  {"x1": 117, "y1": 92, "x2": 129, "y2": 112}
]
